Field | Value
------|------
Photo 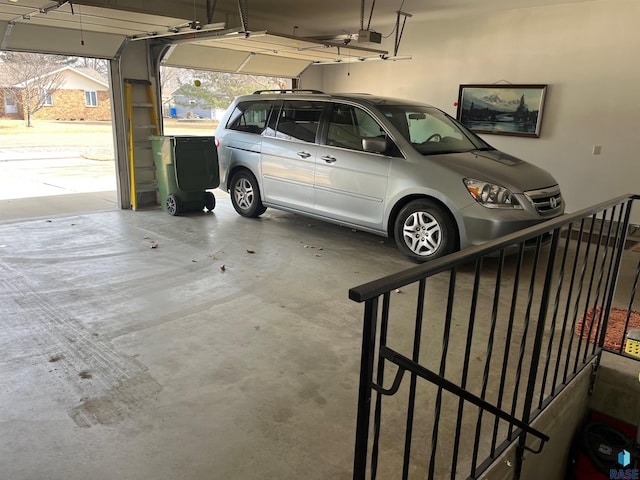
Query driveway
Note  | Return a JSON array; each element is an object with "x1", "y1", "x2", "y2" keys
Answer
[{"x1": 0, "y1": 153, "x2": 118, "y2": 222}]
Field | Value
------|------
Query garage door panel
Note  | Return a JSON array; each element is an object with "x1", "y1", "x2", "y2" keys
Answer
[
  {"x1": 162, "y1": 43, "x2": 311, "y2": 77},
  {"x1": 238, "y1": 54, "x2": 310, "y2": 77},
  {"x1": 162, "y1": 43, "x2": 253, "y2": 71},
  {"x1": 0, "y1": 21, "x2": 124, "y2": 58}
]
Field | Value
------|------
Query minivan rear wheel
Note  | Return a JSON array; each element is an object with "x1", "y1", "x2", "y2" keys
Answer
[
  {"x1": 229, "y1": 170, "x2": 267, "y2": 218},
  {"x1": 394, "y1": 200, "x2": 456, "y2": 262}
]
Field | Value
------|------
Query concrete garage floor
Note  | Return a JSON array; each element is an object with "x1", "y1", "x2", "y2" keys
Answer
[
  {"x1": 0, "y1": 181, "x2": 417, "y2": 480},
  {"x1": 1, "y1": 156, "x2": 639, "y2": 479}
]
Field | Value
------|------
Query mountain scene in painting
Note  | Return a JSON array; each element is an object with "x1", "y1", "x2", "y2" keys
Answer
[{"x1": 459, "y1": 87, "x2": 543, "y2": 135}]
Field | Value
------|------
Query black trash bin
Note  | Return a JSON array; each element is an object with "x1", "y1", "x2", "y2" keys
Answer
[{"x1": 150, "y1": 135, "x2": 219, "y2": 215}]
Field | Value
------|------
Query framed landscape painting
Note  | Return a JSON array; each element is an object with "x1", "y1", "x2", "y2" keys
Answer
[{"x1": 456, "y1": 84, "x2": 547, "y2": 138}]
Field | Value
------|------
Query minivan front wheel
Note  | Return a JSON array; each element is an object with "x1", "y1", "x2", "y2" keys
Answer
[
  {"x1": 394, "y1": 200, "x2": 456, "y2": 262},
  {"x1": 229, "y1": 170, "x2": 267, "y2": 218}
]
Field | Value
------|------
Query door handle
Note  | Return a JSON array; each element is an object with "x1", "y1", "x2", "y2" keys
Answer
[
  {"x1": 297, "y1": 151, "x2": 311, "y2": 159},
  {"x1": 321, "y1": 155, "x2": 337, "y2": 164}
]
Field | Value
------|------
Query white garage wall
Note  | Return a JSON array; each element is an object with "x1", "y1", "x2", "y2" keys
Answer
[{"x1": 300, "y1": 0, "x2": 640, "y2": 221}]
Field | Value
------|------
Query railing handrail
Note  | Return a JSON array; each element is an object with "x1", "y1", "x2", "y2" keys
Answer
[
  {"x1": 349, "y1": 193, "x2": 638, "y2": 303},
  {"x1": 377, "y1": 346, "x2": 550, "y2": 448}
]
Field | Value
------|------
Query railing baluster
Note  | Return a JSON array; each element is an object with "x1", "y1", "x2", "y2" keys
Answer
[
  {"x1": 538, "y1": 229, "x2": 566, "y2": 410},
  {"x1": 593, "y1": 205, "x2": 624, "y2": 353},
  {"x1": 550, "y1": 223, "x2": 576, "y2": 395},
  {"x1": 562, "y1": 218, "x2": 587, "y2": 383},
  {"x1": 509, "y1": 236, "x2": 543, "y2": 440},
  {"x1": 569, "y1": 215, "x2": 596, "y2": 376},
  {"x1": 539, "y1": 226, "x2": 570, "y2": 408},
  {"x1": 578, "y1": 211, "x2": 608, "y2": 365},
  {"x1": 451, "y1": 258, "x2": 483, "y2": 478},
  {"x1": 353, "y1": 296, "x2": 379, "y2": 480},
  {"x1": 587, "y1": 207, "x2": 617, "y2": 357},
  {"x1": 471, "y1": 250, "x2": 505, "y2": 475},
  {"x1": 401, "y1": 279, "x2": 427, "y2": 480},
  {"x1": 600, "y1": 200, "x2": 634, "y2": 354},
  {"x1": 371, "y1": 292, "x2": 391, "y2": 479},
  {"x1": 428, "y1": 270, "x2": 456, "y2": 480},
  {"x1": 515, "y1": 228, "x2": 560, "y2": 478},
  {"x1": 492, "y1": 243, "x2": 525, "y2": 454}
]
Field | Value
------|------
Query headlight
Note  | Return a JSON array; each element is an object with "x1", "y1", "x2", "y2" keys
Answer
[{"x1": 463, "y1": 178, "x2": 522, "y2": 209}]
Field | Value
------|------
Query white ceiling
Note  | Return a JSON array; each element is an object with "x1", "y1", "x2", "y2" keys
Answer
[
  {"x1": 210, "y1": 0, "x2": 597, "y2": 36},
  {"x1": 69, "y1": 0, "x2": 598, "y2": 37},
  {"x1": 0, "y1": 0, "x2": 597, "y2": 74}
]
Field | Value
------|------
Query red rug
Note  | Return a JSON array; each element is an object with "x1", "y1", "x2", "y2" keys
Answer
[{"x1": 574, "y1": 307, "x2": 640, "y2": 350}]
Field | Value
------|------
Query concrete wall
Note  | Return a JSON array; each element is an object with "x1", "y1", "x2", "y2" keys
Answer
[
  {"x1": 589, "y1": 352, "x2": 640, "y2": 433},
  {"x1": 300, "y1": 0, "x2": 640, "y2": 222},
  {"x1": 481, "y1": 365, "x2": 593, "y2": 480}
]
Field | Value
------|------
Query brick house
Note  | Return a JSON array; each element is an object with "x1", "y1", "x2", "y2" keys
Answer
[{"x1": 0, "y1": 66, "x2": 111, "y2": 121}]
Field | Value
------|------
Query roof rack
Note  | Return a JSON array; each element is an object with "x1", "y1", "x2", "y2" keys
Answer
[{"x1": 252, "y1": 89, "x2": 325, "y2": 94}]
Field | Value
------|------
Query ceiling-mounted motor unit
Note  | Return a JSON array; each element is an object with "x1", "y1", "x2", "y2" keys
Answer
[{"x1": 358, "y1": 29, "x2": 381, "y2": 44}]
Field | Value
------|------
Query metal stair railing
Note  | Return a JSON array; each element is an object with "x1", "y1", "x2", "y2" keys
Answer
[{"x1": 350, "y1": 194, "x2": 640, "y2": 480}]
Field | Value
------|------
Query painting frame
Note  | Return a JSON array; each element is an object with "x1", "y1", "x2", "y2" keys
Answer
[{"x1": 456, "y1": 84, "x2": 548, "y2": 138}]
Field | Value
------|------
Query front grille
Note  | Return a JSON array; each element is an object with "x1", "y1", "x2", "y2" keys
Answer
[{"x1": 524, "y1": 186, "x2": 563, "y2": 215}]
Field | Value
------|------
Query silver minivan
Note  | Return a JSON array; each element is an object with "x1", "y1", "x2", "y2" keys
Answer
[{"x1": 215, "y1": 90, "x2": 564, "y2": 262}]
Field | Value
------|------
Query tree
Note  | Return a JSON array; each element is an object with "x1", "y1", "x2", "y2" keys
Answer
[
  {"x1": 68, "y1": 56, "x2": 109, "y2": 77},
  {"x1": 514, "y1": 94, "x2": 529, "y2": 123},
  {"x1": 0, "y1": 52, "x2": 68, "y2": 127},
  {"x1": 171, "y1": 70, "x2": 288, "y2": 111}
]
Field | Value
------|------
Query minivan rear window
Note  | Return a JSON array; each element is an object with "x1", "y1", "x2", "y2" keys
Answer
[{"x1": 226, "y1": 101, "x2": 271, "y2": 135}]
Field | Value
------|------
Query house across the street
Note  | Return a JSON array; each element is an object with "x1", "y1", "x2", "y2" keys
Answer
[{"x1": 0, "y1": 65, "x2": 111, "y2": 122}]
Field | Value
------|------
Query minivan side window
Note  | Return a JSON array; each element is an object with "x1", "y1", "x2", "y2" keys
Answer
[
  {"x1": 275, "y1": 100, "x2": 324, "y2": 143},
  {"x1": 327, "y1": 103, "x2": 401, "y2": 156},
  {"x1": 226, "y1": 101, "x2": 271, "y2": 135}
]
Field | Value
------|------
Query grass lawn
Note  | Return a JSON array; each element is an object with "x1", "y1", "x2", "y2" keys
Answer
[{"x1": 0, "y1": 118, "x2": 219, "y2": 160}]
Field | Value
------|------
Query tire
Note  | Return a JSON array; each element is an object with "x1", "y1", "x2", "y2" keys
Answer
[
  {"x1": 394, "y1": 199, "x2": 457, "y2": 262},
  {"x1": 166, "y1": 193, "x2": 181, "y2": 216},
  {"x1": 229, "y1": 170, "x2": 266, "y2": 217},
  {"x1": 204, "y1": 191, "x2": 215, "y2": 211}
]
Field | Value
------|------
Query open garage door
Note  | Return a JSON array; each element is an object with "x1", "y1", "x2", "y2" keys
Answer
[
  {"x1": 0, "y1": 1, "x2": 192, "y2": 58},
  {"x1": 0, "y1": 2, "x2": 387, "y2": 76},
  {"x1": 160, "y1": 31, "x2": 388, "y2": 77}
]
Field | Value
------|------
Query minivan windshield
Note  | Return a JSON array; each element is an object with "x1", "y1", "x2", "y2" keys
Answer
[{"x1": 378, "y1": 105, "x2": 491, "y2": 155}]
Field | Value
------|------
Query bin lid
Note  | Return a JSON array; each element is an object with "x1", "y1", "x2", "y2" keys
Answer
[{"x1": 627, "y1": 329, "x2": 640, "y2": 341}]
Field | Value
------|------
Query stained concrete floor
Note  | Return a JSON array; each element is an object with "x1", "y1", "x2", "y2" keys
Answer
[
  {"x1": 0, "y1": 178, "x2": 417, "y2": 480},
  {"x1": 1, "y1": 156, "x2": 639, "y2": 479}
]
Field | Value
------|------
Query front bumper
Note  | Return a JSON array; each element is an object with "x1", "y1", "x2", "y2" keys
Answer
[{"x1": 458, "y1": 189, "x2": 564, "y2": 249}]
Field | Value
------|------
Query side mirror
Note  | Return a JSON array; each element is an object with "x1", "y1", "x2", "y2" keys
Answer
[{"x1": 362, "y1": 137, "x2": 388, "y2": 154}]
